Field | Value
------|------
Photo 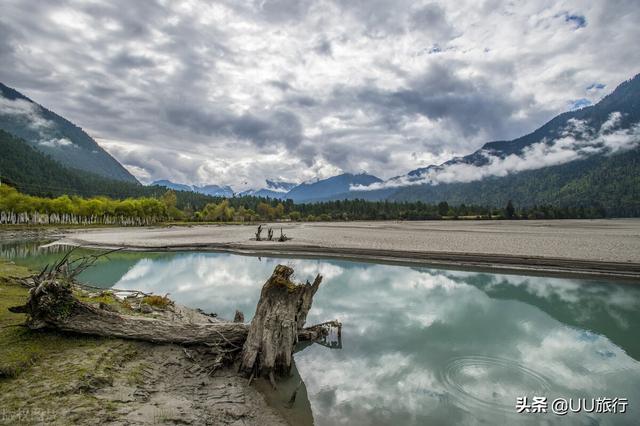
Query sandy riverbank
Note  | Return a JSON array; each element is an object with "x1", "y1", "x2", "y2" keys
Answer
[{"x1": 56, "y1": 219, "x2": 640, "y2": 280}]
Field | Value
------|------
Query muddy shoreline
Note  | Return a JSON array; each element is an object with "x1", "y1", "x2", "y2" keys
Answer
[{"x1": 0, "y1": 236, "x2": 300, "y2": 426}]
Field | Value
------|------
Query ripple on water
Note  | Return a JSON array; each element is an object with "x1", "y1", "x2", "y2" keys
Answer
[{"x1": 439, "y1": 355, "x2": 552, "y2": 416}]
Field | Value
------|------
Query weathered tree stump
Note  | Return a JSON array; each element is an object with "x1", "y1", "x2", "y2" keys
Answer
[
  {"x1": 239, "y1": 265, "x2": 322, "y2": 385},
  {"x1": 9, "y1": 260, "x2": 336, "y2": 378},
  {"x1": 255, "y1": 225, "x2": 263, "y2": 241}
]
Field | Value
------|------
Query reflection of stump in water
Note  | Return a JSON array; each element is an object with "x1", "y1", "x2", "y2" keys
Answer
[
  {"x1": 255, "y1": 359, "x2": 314, "y2": 426},
  {"x1": 259, "y1": 323, "x2": 342, "y2": 425},
  {"x1": 261, "y1": 326, "x2": 342, "y2": 425}
]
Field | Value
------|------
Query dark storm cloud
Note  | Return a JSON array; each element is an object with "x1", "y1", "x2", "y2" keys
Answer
[
  {"x1": 0, "y1": 0, "x2": 638, "y2": 187},
  {"x1": 110, "y1": 51, "x2": 156, "y2": 69},
  {"x1": 334, "y1": 0, "x2": 415, "y2": 36},
  {"x1": 313, "y1": 38, "x2": 333, "y2": 56},
  {"x1": 233, "y1": 110, "x2": 303, "y2": 149},
  {"x1": 269, "y1": 80, "x2": 293, "y2": 91},
  {"x1": 220, "y1": 0, "x2": 314, "y2": 23},
  {"x1": 165, "y1": 105, "x2": 303, "y2": 149},
  {"x1": 409, "y1": 2, "x2": 456, "y2": 41},
  {"x1": 289, "y1": 96, "x2": 319, "y2": 108},
  {"x1": 258, "y1": 0, "x2": 314, "y2": 22},
  {"x1": 333, "y1": 62, "x2": 534, "y2": 138},
  {"x1": 0, "y1": 22, "x2": 15, "y2": 57},
  {"x1": 76, "y1": 0, "x2": 167, "y2": 39}
]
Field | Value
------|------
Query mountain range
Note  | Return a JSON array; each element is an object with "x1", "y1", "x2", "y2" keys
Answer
[
  {"x1": 1, "y1": 74, "x2": 639, "y2": 215},
  {"x1": 152, "y1": 180, "x2": 234, "y2": 197},
  {"x1": 149, "y1": 73, "x2": 639, "y2": 208},
  {"x1": 266, "y1": 72, "x2": 638, "y2": 210},
  {"x1": 152, "y1": 173, "x2": 383, "y2": 203}
]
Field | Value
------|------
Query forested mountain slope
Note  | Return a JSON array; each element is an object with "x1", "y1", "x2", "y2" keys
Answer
[{"x1": 0, "y1": 82, "x2": 138, "y2": 183}]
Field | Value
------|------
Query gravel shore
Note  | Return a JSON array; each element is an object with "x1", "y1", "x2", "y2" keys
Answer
[{"x1": 57, "y1": 219, "x2": 640, "y2": 280}]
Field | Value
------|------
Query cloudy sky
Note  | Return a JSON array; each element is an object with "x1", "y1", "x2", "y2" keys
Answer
[{"x1": 1, "y1": 0, "x2": 638, "y2": 190}]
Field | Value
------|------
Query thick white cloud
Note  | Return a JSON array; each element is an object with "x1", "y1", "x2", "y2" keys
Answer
[
  {"x1": 0, "y1": 96, "x2": 77, "y2": 148},
  {"x1": 39, "y1": 137, "x2": 74, "y2": 148},
  {"x1": 0, "y1": 0, "x2": 638, "y2": 188},
  {"x1": 0, "y1": 97, "x2": 54, "y2": 132}
]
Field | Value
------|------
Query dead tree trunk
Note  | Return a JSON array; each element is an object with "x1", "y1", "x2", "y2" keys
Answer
[
  {"x1": 239, "y1": 265, "x2": 322, "y2": 383},
  {"x1": 9, "y1": 263, "x2": 336, "y2": 375}
]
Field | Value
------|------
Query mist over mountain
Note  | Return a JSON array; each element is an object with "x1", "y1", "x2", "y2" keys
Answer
[
  {"x1": 265, "y1": 180, "x2": 296, "y2": 192},
  {"x1": 0, "y1": 82, "x2": 138, "y2": 183},
  {"x1": 239, "y1": 180, "x2": 297, "y2": 199},
  {"x1": 151, "y1": 180, "x2": 234, "y2": 197},
  {"x1": 338, "y1": 73, "x2": 640, "y2": 210},
  {"x1": 394, "y1": 73, "x2": 640, "y2": 188},
  {"x1": 193, "y1": 184, "x2": 234, "y2": 198},
  {"x1": 149, "y1": 174, "x2": 387, "y2": 203}
]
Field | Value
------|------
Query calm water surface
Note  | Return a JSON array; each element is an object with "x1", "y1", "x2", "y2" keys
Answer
[{"x1": 2, "y1": 240, "x2": 640, "y2": 425}]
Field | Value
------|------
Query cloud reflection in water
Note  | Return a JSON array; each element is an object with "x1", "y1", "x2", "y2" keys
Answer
[{"x1": 101, "y1": 253, "x2": 640, "y2": 425}]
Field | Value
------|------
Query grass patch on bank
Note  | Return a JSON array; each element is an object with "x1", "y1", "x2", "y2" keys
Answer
[
  {"x1": 0, "y1": 259, "x2": 104, "y2": 378},
  {"x1": 0, "y1": 257, "x2": 148, "y2": 423},
  {"x1": 0, "y1": 259, "x2": 31, "y2": 279},
  {"x1": 75, "y1": 290, "x2": 142, "y2": 315},
  {"x1": 75, "y1": 291, "x2": 119, "y2": 306},
  {"x1": 142, "y1": 294, "x2": 172, "y2": 309}
]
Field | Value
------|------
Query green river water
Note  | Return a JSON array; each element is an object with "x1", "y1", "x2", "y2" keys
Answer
[{"x1": 2, "y1": 240, "x2": 639, "y2": 425}]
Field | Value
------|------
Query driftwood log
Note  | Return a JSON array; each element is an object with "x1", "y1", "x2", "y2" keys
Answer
[
  {"x1": 9, "y1": 258, "x2": 339, "y2": 382},
  {"x1": 9, "y1": 279, "x2": 249, "y2": 347}
]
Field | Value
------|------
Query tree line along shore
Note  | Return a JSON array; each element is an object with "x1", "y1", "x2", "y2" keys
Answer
[{"x1": 0, "y1": 183, "x2": 612, "y2": 227}]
